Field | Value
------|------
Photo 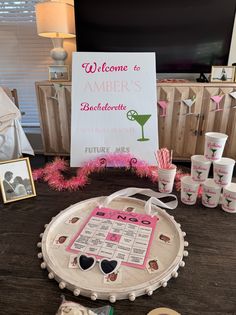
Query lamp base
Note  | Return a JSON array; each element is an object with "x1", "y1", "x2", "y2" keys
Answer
[{"x1": 50, "y1": 38, "x2": 67, "y2": 65}]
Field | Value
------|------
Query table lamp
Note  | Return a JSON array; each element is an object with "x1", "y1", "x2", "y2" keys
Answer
[{"x1": 35, "y1": 1, "x2": 75, "y2": 65}]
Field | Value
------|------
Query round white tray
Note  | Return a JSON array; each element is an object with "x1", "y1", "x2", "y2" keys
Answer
[{"x1": 37, "y1": 195, "x2": 188, "y2": 302}]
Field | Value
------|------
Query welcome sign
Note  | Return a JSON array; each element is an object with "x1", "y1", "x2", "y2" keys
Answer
[{"x1": 71, "y1": 52, "x2": 158, "y2": 166}]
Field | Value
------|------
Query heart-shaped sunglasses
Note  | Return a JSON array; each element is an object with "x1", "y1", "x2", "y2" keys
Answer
[{"x1": 78, "y1": 254, "x2": 120, "y2": 275}]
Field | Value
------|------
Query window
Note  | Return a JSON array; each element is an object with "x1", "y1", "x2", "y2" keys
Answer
[{"x1": 0, "y1": 0, "x2": 52, "y2": 126}]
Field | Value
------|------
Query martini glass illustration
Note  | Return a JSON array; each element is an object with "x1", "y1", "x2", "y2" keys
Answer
[
  {"x1": 127, "y1": 110, "x2": 151, "y2": 141},
  {"x1": 183, "y1": 95, "x2": 196, "y2": 115},
  {"x1": 226, "y1": 198, "x2": 232, "y2": 207},
  {"x1": 50, "y1": 83, "x2": 63, "y2": 100},
  {"x1": 211, "y1": 148, "x2": 217, "y2": 158},
  {"x1": 186, "y1": 192, "x2": 192, "y2": 201},
  {"x1": 206, "y1": 194, "x2": 211, "y2": 203},
  {"x1": 211, "y1": 95, "x2": 224, "y2": 111},
  {"x1": 196, "y1": 170, "x2": 202, "y2": 179},
  {"x1": 158, "y1": 100, "x2": 168, "y2": 117},
  {"x1": 217, "y1": 173, "x2": 224, "y2": 183},
  {"x1": 161, "y1": 182, "x2": 167, "y2": 191}
]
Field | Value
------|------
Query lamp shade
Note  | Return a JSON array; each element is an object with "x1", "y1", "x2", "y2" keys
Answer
[{"x1": 35, "y1": 2, "x2": 75, "y2": 39}]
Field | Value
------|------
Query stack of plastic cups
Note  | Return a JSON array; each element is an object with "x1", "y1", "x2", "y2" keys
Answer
[
  {"x1": 201, "y1": 132, "x2": 228, "y2": 208},
  {"x1": 181, "y1": 131, "x2": 235, "y2": 210},
  {"x1": 181, "y1": 154, "x2": 211, "y2": 205},
  {"x1": 181, "y1": 154, "x2": 209, "y2": 205},
  {"x1": 203, "y1": 132, "x2": 236, "y2": 212}
]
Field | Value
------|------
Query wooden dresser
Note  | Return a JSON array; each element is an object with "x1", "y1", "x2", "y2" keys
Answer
[
  {"x1": 35, "y1": 81, "x2": 236, "y2": 160},
  {"x1": 35, "y1": 81, "x2": 71, "y2": 156},
  {"x1": 157, "y1": 82, "x2": 236, "y2": 160}
]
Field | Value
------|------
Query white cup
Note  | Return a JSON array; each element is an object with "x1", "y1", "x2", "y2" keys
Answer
[
  {"x1": 202, "y1": 179, "x2": 221, "y2": 208},
  {"x1": 191, "y1": 155, "x2": 211, "y2": 182},
  {"x1": 181, "y1": 176, "x2": 200, "y2": 205},
  {"x1": 158, "y1": 165, "x2": 177, "y2": 193},
  {"x1": 221, "y1": 183, "x2": 236, "y2": 213},
  {"x1": 213, "y1": 158, "x2": 235, "y2": 187},
  {"x1": 204, "y1": 132, "x2": 228, "y2": 161}
]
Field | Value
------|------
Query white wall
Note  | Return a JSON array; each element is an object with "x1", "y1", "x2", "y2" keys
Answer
[
  {"x1": 228, "y1": 14, "x2": 236, "y2": 65},
  {"x1": 55, "y1": 0, "x2": 76, "y2": 67}
]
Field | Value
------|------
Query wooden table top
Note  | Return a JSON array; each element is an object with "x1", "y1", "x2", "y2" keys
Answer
[{"x1": 0, "y1": 169, "x2": 235, "y2": 315}]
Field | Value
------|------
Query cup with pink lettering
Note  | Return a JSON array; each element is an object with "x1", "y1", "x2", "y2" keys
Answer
[
  {"x1": 202, "y1": 179, "x2": 221, "y2": 208},
  {"x1": 204, "y1": 132, "x2": 228, "y2": 161},
  {"x1": 191, "y1": 155, "x2": 211, "y2": 182},
  {"x1": 221, "y1": 183, "x2": 236, "y2": 213},
  {"x1": 213, "y1": 158, "x2": 235, "y2": 187},
  {"x1": 181, "y1": 176, "x2": 200, "y2": 205},
  {"x1": 158, "y1": 165, "x2": 177, "y2": 193}
]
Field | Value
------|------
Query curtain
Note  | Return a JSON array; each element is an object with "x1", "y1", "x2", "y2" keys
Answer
[{"x1": 0, "y1": 0, "x2": 52, "y2": 126}]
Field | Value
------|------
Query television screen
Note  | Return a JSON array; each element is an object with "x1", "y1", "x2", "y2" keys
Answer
[{"x1": 74, "y1": 0, "x2": 236, "y2": 73}]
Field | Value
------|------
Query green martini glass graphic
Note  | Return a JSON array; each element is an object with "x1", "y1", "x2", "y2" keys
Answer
[
  {"x1": 226, "y1": 198, "x2": 232, "y2": 207},
  {"x1": 217, "y1": 174, "x2": 224, "y2": 183},
  {"x1": 127, "y1": 110, "x2": 151, "y2": 141},
  {"x1": 162, "y1": 182, "x2": 167, "y2": 190},
  {"x1": 196, "y1": 171, "x2": 202, "y2": 179},
  {"x1": 206, "y1": 194, "x2": 211, "y2": 203},
  {"x1": 187, "y1": 193, "x2": 192, "y2": 201},
  {"x1": 211, "y1": 148, "x2": 217, "y2": 158},
  {"x1": 50, "y1": 83, "x2": 63, "y2": 100}
]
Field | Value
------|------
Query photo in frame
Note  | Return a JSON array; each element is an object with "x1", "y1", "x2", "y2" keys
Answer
[
  {"x1": 0, "y1": 157, "x2": 36, "y2": 203},
  {"x1": 48, "y1": 65, "x2": 70, "y2": 82},
  {"x1": 210, "y1": 66, "x2": 235, "y2": 83}
]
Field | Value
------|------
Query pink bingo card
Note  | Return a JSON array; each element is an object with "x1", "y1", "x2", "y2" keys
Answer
[{"x1": 66, "y1": 207, "x2": 158, "y2": 269}]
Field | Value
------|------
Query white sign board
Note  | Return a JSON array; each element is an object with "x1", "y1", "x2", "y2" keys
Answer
[{"x1": 71, "y1": 52, "x2": 158, "y2": 166}]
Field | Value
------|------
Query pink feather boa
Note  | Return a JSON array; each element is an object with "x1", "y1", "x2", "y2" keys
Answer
[{"x1": 32, "y1": 153, "x2": 192, "y2": 192}]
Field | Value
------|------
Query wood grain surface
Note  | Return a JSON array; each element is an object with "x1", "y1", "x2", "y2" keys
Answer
[{"x1": 0, "y1": 167, "x2": 235, "y2": 315}]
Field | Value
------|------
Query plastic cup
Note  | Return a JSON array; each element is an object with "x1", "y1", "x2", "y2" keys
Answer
[
  {"x1": 204, "y1": 132, "x2": 228, "y2": 161},
  {"x1": 213, "y1": 158, "x2": 235, "y2": 187},
  {"x1": 181, "y1": 176, "x2": 200, "y2": 205},
  {"x1": 221, "y1": 183, "x2": 236, "y2": 213},
  {"x1": 191, "y1": 155, "x2": 211, "y2": 182},
  {"x1": 202, "y1": 179, "x2": 221, "y2": 208},
  {"x1": 158, "y1": 165, "x2": 176, "y2": 193}
]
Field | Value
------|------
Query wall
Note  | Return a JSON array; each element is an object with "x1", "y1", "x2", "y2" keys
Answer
[
  {"x1": 228, "y1": 14, "x2": 236, "y2": 66},
  {"x1": 56, "y1": 0, "x2": 76, "y2": 67}
]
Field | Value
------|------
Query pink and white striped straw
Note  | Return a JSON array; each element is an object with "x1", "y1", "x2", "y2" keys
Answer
[{"x1": 155, "y1": 148, "x2": 173, "y2": 169}]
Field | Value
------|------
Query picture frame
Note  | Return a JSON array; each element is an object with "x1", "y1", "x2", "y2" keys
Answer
[
  {"x1": 48, "y1": 65, "x2": 70, "y2": 82},
  {"x1": 0, "y1": 157, "x2": 36, "y2": 203},
  {"x1": 210, "y1": 66, "x2": 235, "y2": 83}
]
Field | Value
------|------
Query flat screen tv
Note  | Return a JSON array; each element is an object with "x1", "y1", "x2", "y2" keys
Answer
[{"x1": 74, "y1": 0, "x2": 236, "y2": 73}]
